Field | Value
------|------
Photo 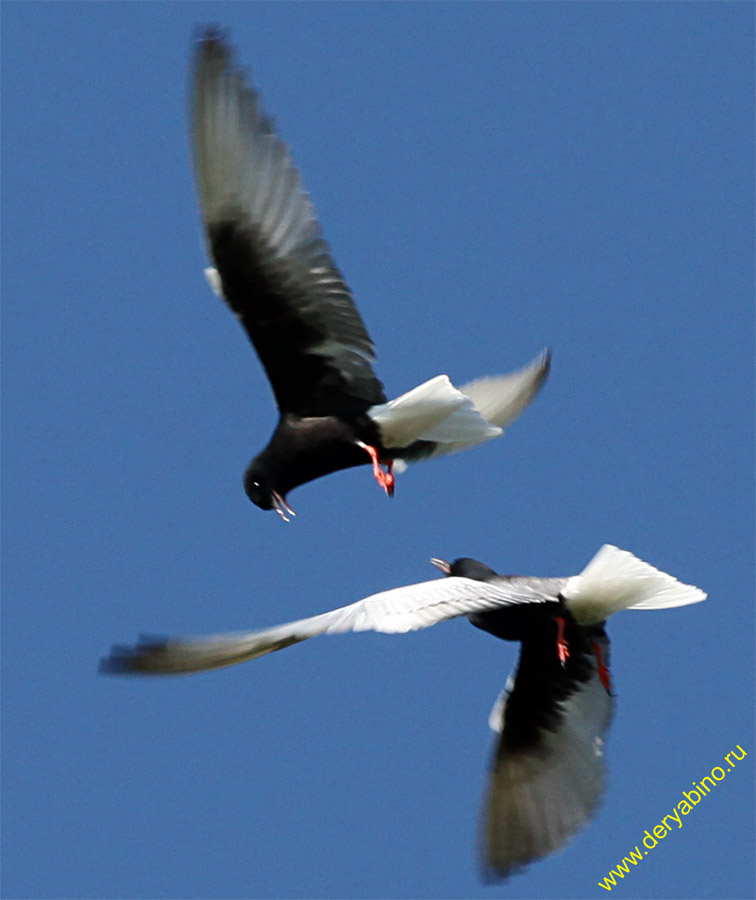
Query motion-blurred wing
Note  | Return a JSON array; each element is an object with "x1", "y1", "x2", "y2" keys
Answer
[
  {"x1": 392, "y1": 351, "x2": 550, "y2": 470},
  {"x1": 482, "y1": 627, "x2": 613, "y2": 879},
  {"x1": 100, "y1": 575, "x2": 553, "y2": 676},
  {"x1": 193, "y1": 30, "x2": 385, "y2": 417}
]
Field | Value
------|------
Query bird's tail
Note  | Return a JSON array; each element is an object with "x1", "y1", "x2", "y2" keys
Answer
[
  {"x1": 456, "y1": 349, "x2": 551, "y2": 431},
  {"x1": 368, "y1": 374, "x2": 501, "y2": 449},
  {"x1": 370, "y1": 350, "x2": 550, "y2": 469},
  {"x1": 561, "y1": 545, "x2": 707, "y2": 625}
]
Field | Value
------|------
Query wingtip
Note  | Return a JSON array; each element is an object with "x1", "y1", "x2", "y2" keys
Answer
[
  {"x1": 98, "y1": 635, "x2": 172, "y2": 676},
  {"x1": 193, "y1": 23, "x2": 230, "y2": 53},
  {"x1": 192, "y1": 25, "x2": 239, "y2": 84},
  {"x1": 478, "y1": 859, "x2": 526, "y2": 884},
  {"x1": 530, "y1": 347, "x2": 552, "y2": 386}
]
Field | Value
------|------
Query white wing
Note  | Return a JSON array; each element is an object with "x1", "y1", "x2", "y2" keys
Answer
[
  {"x1": 101, "y1": 575, "x2": 553, "y2": 676},
  {"x1": 459, "y1": 349, "x2": 551, "y2": 430},
  {"x1": 368, "y1": 375, "x2": 500, "y2": 449},
  {"x1": 390, "y1": 351, "x2": 550, "y2": 472}
]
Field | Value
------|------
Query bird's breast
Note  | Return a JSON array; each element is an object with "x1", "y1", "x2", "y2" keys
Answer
[
  {"x1": 469, "y1": 602, "x2": 566, "y2": 642},
  {"x1": 260, "y1": 414, "x2": 384, "y2": 492}
]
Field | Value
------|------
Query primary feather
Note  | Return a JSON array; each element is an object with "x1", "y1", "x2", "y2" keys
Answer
[
  {"x1": 101, "y1": 545, "x2": 704, "y2": 676},
  {"x1": 193, "y1": 30, "x2": 385, "y2": 417}
]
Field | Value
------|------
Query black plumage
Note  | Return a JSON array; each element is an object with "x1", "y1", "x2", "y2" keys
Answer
[
  {"x1": 192, "y1": 29, "x2": 550, "y2": 518},
  {"x1": 101, "y1": 544, "x2": 705, "y2": 877}
]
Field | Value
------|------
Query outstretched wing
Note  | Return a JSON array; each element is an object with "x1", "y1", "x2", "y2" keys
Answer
[
  {"x1": 482, "y1": 626, "x2": 613, "y2": 879},
  {"x1": 193, "y1": 30, "x2": 386, "y2": 417},
  {"x1": 100, "y1": 574, "x2": 554, "y2": 676}
]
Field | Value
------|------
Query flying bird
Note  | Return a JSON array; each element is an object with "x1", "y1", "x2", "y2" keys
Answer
[
  {"x1": 101, "y1": 544, "x2": 705, "y2": 877},
  {"x1": 192, "y1": 29, "x2": 550, "y2": 520}
]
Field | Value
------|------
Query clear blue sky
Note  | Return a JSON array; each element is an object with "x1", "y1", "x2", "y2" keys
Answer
[{"x1": 2, "y1": 4, "x2": 754, "y2": 899}]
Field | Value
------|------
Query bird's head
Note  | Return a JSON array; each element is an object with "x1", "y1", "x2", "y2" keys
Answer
[
  {"x1": 244, "y1": 471, "x2": 274, "y2": 509},
  {"x1": 244, "y1": 465, "x2": 296, "y2": 521},
  {"x1": 431, "y1": 557, "x2": 499, "y2": 581}
]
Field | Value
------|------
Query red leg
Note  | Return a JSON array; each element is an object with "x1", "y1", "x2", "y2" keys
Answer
[
  {"x1": 385, "y1": 459, "x2": 394, "y2": 496},
  {"x1": 357, "y1": 443, "x2": 395, "y2": 497},
  {"x1": 592, "y1": 641, "x2": 612, "y2": 693},
  {"x1": 554, "y1": 616, "x2": 570, "y2": 666}
]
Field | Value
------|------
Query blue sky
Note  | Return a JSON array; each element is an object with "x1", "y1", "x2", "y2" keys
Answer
[{"x1": 2, "y1": 3, "x2": 754, "y2": 899}]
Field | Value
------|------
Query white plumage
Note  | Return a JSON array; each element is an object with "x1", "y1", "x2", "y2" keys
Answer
[
  {"x1": 102, "y1": 545, "x2": 705, "y2": 878},
  {"x1": 102, "y1": 545, "x2": 704, "y2": 675},
  {"x1": 563, "y1": 543, "x2": 707, "y2": 623},
  {"x1": 379, "y1": 352, "x2": 550, "y2": 473}
]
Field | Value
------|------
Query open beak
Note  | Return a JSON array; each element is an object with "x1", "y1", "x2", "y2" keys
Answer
[
  {"x1": 271, "y1": 491, "x2": 296, "y2": 522},
  {"x1": 430, "y1": 557, "x2": 451, "y2": 575}
]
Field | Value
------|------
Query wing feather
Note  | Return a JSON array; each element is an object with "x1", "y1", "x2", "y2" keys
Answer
[
  {"x1": 483, "y1": 629, "x2": 612, "y2": 878},
  {"x1": 100, "y1": 575, "x2": 552, "y2": 676},
  {"x1": 391, "y1": 351, "x2": 550, "y2": 471},
  {"x1": 192, "y1": 30, "x2": 385, "y2": 416}
]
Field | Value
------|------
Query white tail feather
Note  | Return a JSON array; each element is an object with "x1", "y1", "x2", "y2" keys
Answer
[
  {"x1": 368, "y1": 375, "x2": 496, "y2": 449},
  {"x1": 459, "y1": 349, "x2": 550, "y2": 430},
  {"x1": 387, "y1": 351, "x2": 550, "y2": 473},
  {"x1": 562, "y1": 545, "x2": 707, "y2": 625},
  {"x1": 419, "y1": 406, "x2": 502, "y2": 443}
]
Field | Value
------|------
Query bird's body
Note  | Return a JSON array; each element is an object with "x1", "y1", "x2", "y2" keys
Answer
[
  {"x1": 192, "y1": 30, "x2": 550, "y2": 518},
  {"x1": 102, "y1": 544, "x2": 705, "y2": 878},
  {"x1": 243, "y1": 412, "x2": 382, "y2": 510}
]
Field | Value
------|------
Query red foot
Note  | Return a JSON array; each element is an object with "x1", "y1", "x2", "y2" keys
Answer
[
  {"x1": 554, "y1": 616, "x2": 570, "y2": 667},
  {"x1": 358, "y1": 443, "x2": 395, "y2": 497},
  {"x1": 592, "y1": 641, "x2": 612, "y2": 693}
]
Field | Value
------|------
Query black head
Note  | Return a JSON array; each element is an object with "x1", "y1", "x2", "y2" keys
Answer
[
  {"x1": 244, "y1": 462, "x2": 296, "y2": 521},
  {"x1": 244, "y1": 465, "x2": 275, "y2": 510},
  {"x1": 431, "y1": 557, "x2": 499, "y2": 582}
]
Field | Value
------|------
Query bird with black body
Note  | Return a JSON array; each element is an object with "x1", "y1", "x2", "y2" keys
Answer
[
  {"x1": 101, "y1": 544, "x2": 705, "y2": 877},
  {"x1": 192, "y1": 29, "x2": 550, "y2": 520}
]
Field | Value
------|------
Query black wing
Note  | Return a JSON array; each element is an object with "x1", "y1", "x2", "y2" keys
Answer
[
  {"x1": 482, "y1": 623, "x2": 613, "y2": 878},
  {"x1": 192, "y1": 30, "x2": 386, "y2": 417}
]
